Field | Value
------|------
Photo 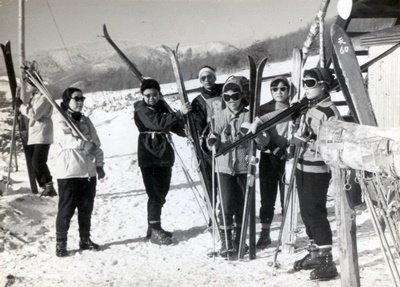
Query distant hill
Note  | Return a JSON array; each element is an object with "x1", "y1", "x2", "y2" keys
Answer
[{"x1": 0, "y1": 41, "x2": 238, "y2": 96}]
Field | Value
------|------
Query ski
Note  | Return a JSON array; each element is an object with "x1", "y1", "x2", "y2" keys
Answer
[
  {"x1": 280, "y1": 48, "x2": 303, "y2": 256},
  {"x1": 238, "y1": 56, "x2": 267, "y2": 260},
  {"x1": 102, "y1": 24, "x2": 145, "y2": 82},
  {"x1": 102, "y1": 24, "x2": 174, "y2": 113},
  {"x1": 162, "y1": 44, "x2": 218, "y2": 232},
  {"x1": 331, "y1": 41, "x2": 400, "y2": 92},
  {"x1": 22, "y1": 65, "x2": 88, "y2": 141},
  {"x1": 1, "y1": 41, "x2": 38, "y2": 194},
  {"x1": 215, "y1": 98, "x2": 308, "y2": 157},
  {"x1": 331, "y1": 24, "x2": 378, "y2": 126}
]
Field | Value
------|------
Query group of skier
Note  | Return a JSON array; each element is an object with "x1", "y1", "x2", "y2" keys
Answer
[
  {"x1": 14, "y1": 57, "x2": 340, "y2": 280},
  {"x1": 134, "y1": 63, "x2": 340, "y2": 280}
]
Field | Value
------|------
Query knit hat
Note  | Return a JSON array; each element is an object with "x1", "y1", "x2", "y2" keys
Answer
[
  {"x1": 303, "y1": 67, "x2": 333, "y2": 89},
  {"x1": 198, "y1": 66, "x2": 216, "y2": 80},
  {"x1": 270, "y1": 76, "x2": 289, "y2": 88},
  {"x1": 222, "y1": 76, "x2": 248, "y2": 95},
  {"x1": 61, "y1": 87, "x2": 83, "y2": 111},
  {"x1": 140, "y1": 78, "x2": 161, "y2": 94}
]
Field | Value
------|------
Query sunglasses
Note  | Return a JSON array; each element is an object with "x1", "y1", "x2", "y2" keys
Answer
[
  {"x1": 223, "y1": 92, "x2": 241, "y2": 102},
  {"x1": 143, "y1": 93, "x2": 159, "y2": 98},
  {"x1": 271, "y1": 87, "x2": 288, "y2": 93},
  {"x1": 302, "y1": 78, "x2": 324, "y2": 88},
  {"x1": 72, "y1": 96, "x2": 86, "y2": 102},
  {"x1": 200, "y1": 75, "x2": 214, "y2": 81}
]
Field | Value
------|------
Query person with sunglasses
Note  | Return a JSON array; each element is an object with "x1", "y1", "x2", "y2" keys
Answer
[
  {"x1": 54, "y1": 87, "x2": 106, "y2": 257},
  {"x1": 16, "y1": 73, "x2": 57, "y2": 197},
  {"x1": 290, "y1": 67, "x2": 341, "y2": 280},
  {"x1": 255, "y1": 76, "x2": 290, "y2": 250},
  {"x1": 134, "y1": 78, "x2": 191, "y2": 246},
  {"x1": 191, "y1": 66, "x2": 224, "y2": 217},
  {"x1": 206, "y1": 76, "x2": 250, "y2": 256}
]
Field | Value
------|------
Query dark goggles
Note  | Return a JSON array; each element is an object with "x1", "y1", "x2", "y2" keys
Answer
[
  {"x1": 72, "y1": 96, "x2": 86, "y2": 102},
  {"x1": 271, "y1": 86, "x2": 288, "y2": 93},
  {"x1": 223, "y1": 92, "x2": 241, "y2": 102},
  {"x1": 302, "y1": 78, "x2": 324, "y2": 88}
]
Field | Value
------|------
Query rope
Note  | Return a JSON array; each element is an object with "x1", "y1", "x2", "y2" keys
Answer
[{"x1": 45, "y1": 0, "x2": 78, "y2": 82}]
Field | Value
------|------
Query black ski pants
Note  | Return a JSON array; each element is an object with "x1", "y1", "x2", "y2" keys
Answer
[
  {"x1": 295, "y1": 170, "x2": 332, "y2": 246},
  {"x1": 259, "y1": 152, "x2": 286, "y2": 225},
  {"x1": 56, "y1": 177, "x2": 97, "y2": 241},
  {"x1": 217, "y1": 173, "x2": 246, "y2": 229},
  {"x1": 140, "y1": 166, "x2": 171, "y2": 230},
  {"x1": 30, "y1": 144, "x2": 52, "y2": 188}
]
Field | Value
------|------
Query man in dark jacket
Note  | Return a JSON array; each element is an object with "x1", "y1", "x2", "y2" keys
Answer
[
  {"x1": 191, "y1": 66, "x2": 223, "y2": 223},
  {"x1": 134, "y1": 78, "x2": 191, "y2": 245}
]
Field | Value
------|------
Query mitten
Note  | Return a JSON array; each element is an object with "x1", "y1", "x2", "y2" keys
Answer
[{"x1": 96, "y1": 166, "x2": 106, "y2": 180}]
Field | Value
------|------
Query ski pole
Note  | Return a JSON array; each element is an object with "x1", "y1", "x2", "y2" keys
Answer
[
  {"x1": 360, "y1": 178, "x2": 400, "y2": 286},
  {"x1": 212, "y1": 145, "x2": 230, "y2": 260},
  {"x1": 268, "y1": 146, "x2": 301, "y2": 275},
  {"x1": 6, "y1": 107, "x2": 18, "y2": 192},
  {"x1": 169, "y1": 138, "x2": 209, "y2": 227}
]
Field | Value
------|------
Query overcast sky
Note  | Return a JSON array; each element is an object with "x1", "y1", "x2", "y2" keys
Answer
[{"x1": 0, "y1": 0, "x2": 339, "y2": 52}]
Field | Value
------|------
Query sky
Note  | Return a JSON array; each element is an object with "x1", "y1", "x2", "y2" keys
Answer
[{"x1": 0, "y1": 0, "x2": 339, "y2": 53}]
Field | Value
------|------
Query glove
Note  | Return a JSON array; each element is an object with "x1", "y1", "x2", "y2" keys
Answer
[
  {"x1": 80, "y1": 140, "x2": 96, "y2": 154},
  {"x1": 247, "y1": 117, "x2": 263, "y2": 134},
  {"x1": 207, "y1": 133, "x2": 220, "y2": 150},
  {"x1": 255, "y1": 132, "x2": 270, "y2": 150},
  {"x1": 13, "y1": 97, "x2": 23, "y2": 109},
  {"x1": 291, "y1": 133, "x2": 310, "y2": 148},
  {"x1": 97, "y1": 166, "x2": 106, "y2": 180},
  {"x1": 179, "y1": 102, "x2": 192, "y2": 115}
]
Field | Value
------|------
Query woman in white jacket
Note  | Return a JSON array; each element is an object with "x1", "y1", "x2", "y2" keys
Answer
[
  {"x1": 54, "y1": 87, "x2": 105, "y2": 257},
  {"x1": 18, "y1": 81, "x2": 56, "y2": 196}
]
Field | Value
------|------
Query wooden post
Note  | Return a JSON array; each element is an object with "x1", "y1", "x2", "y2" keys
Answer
[
  {"x1": 332, "y1": 167, "x2": 360, "y2": 287},
  {"x1": 18, "y1": 0, "x2": 26, "y2": 102}
]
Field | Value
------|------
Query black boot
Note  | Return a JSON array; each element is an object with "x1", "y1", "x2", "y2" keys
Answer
[
  {"x1": 232, "y1": 227, "x2": 249, "y2": 253},
  {"x1": 219, "y1": 229, "x2": 233, "y2": 257},
  {"x1": 56, "y1": 240, "x2": 68, "y2": 257},
  {"x1": 150, "y1": 228, "x2": 173, "y2": 245},
  {"x1": 310, "y1": 250, "x2": 338, "y2": 280},
  {"x1": 293, "y1": 243, "x2": 320, "y2": 271},
  {"x1": 146, "y1": 225, "x2": 172, "y2": 239},
  {"x1": 256, "y1": 228, "x2": 271, "y2": 249},
  {"x1": 41, "y1": 182, "x2": 57, "y2": 197},
  {"x1": 79, "y1": 237, "x2": 100, "y2": 251}
]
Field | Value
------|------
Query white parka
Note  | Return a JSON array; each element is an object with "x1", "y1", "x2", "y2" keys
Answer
[
  {"x1": 19, "y1": 92, "x2": 53, "y2": 145},
  {"x1": 54, "y1": 111, "x2": 104, "y2": 179}
]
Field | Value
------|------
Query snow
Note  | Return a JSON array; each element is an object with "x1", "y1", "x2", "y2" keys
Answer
[{"x1": 0, "y1": 58, "x2": 398, "y2": 287}]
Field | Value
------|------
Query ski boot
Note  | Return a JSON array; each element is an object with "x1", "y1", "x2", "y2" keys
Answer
[
  {"x1": 150, "y1": 228, "x2": 173, "y2": 245},
  {"x1": 310, "y1": 250, "x2": 338, "y2": 280},
  {"x1": 41, "y1": 182, "x2": 57, "y2": 197},
  {"x1": 233, "y1": 227, "x2": 249, "y2": 254},
  {"x1": 290, "y1": 243, "x2": 320, "y2": 272},
  {"x1": 219, "y1": 229, "x2": 234, "y2": 258},
  {"x1": 79, "y1": 236, "x2": 101, "y2": 251},
  {"x1": 256, "y1": 227, "x2": 271, "y2": 249},
  {"x1": 56, "y1": 240, "x2": 68, "y2": 257},
  {"x1": 146, "y1": 225, "x2": 172, "y2": 240}
]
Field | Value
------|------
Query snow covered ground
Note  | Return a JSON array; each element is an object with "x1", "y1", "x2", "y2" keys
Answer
[{"x1": 0, "y1": 57, "x2": 398, "y2": 287}]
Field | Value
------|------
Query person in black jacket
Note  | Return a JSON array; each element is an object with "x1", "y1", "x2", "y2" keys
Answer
[
  {"x1": 134, "y1": 79, "x2": 191, "y2": 245},
  {"x1": 191, "y1": 66, "x2": 223, "y2": 225}
]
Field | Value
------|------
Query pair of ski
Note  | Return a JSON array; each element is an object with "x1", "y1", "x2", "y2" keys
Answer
[
  {"x1": 1, "y1": 41, "x2": 38, "y2": 194},
  {"x1": 102, "y1": 25, "x2": 215, "y2": 230}
]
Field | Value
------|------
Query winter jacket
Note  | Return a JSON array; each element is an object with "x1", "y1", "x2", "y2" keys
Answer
[
  {"x1": 209, "y1": 106, "x2": 250, "y2": 175},
  {"x1": 54, "y1": 111, "x2": 104, "y2": 179},
  {"x1": 19, "y1": 92, "x2": 53, "y2": 145},
  {"x1": 258, "y1": 100, "x2": 289, "y2": 154},
  {"x1": 192, "y1": 84, "x2": 223, "y2": 136},
  {"x1": 296, "y1": 96, "x2": 342, "y2": 173},
  {"x1": 134, "y1": 99, "x2": 186, "y2": 168}
]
